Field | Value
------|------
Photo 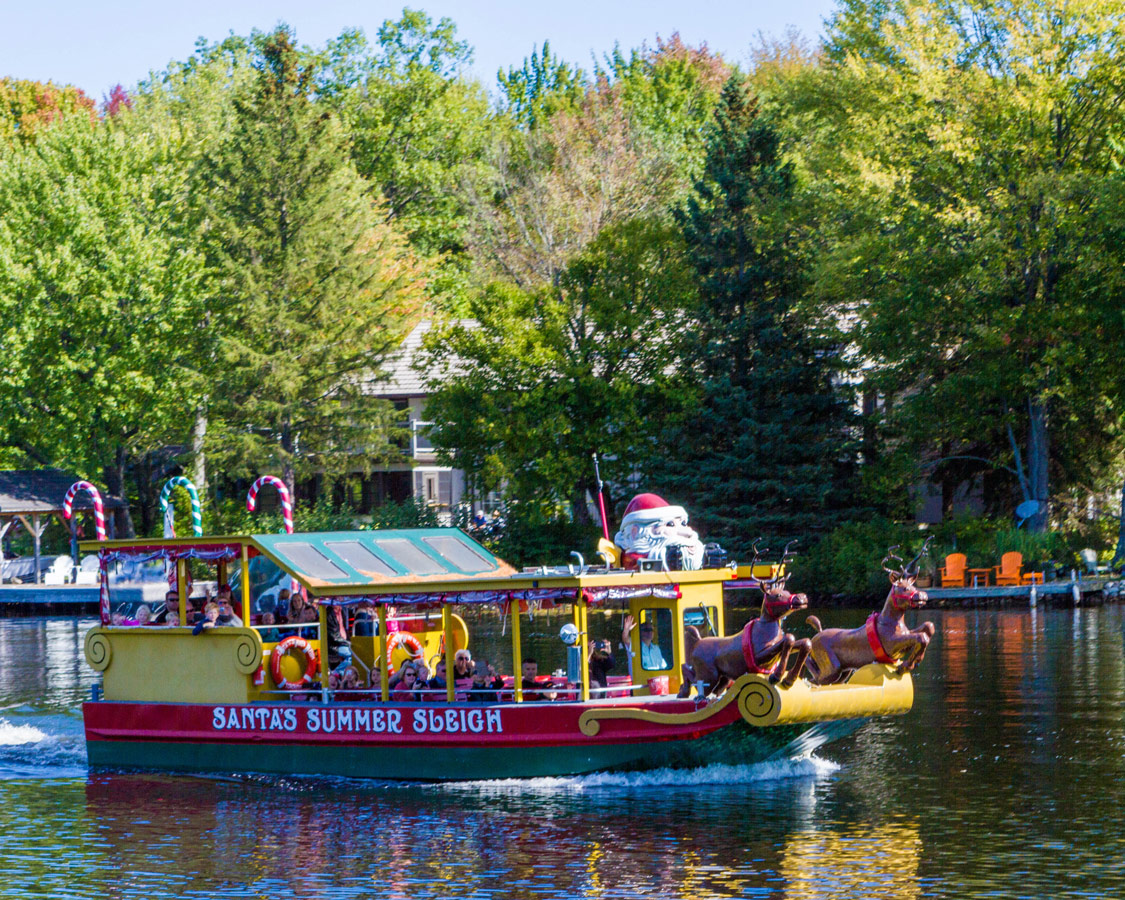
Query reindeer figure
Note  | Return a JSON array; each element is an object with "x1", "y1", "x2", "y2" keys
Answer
[
  {"x1": 803, "y1": 538, "x2": 936, "y2": 685},
  {"x1": 678, "y1": 541, "x2": 812, "y2": 697}
]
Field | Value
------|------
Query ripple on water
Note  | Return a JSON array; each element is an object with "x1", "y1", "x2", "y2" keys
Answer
[{"x1": 0, "y1": 715, "x2": 87, "y2": 779}]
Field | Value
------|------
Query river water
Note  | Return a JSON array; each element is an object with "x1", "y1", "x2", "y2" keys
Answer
[{"x1": 1, "y1": 606, "x2": 1124, "y2": 899}]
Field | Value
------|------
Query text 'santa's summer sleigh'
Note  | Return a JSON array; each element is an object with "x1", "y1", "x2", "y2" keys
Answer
[{"x1": 80, "y1": 486, "x2": 917, "y2": 781}]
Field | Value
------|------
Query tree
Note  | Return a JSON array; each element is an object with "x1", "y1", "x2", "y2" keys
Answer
[
  {"x1": 421, "y1": 217, "x2": 696, "y2": 522},
  {"x1": 0, "y1": 113, "x2": 211, "y2": 535},
  {"x1": 318, "y1": 13, "x2": 491, "y2": 312},
  {"x1": 804, "y1": 0, "x2": 1125, "y2": 530},
  {"x1": 197, "y1": 28, "x2": 426, "y2": 498},
  {"x1": 650, "y1": 77, "x2": 861, "y2": 555},
  {"x1": 0, "y1": 78, "x2": 96, "y2": 146}
]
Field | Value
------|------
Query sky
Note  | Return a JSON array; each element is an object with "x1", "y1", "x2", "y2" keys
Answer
[{"x1": 0, "y1": 0, "x2": 838, "y2": 101}]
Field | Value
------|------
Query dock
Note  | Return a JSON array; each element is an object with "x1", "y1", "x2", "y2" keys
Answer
[
  {"x1": 0, "y1": 582, "x2": 170, "y2": 615},
  {"x1": 924, "y1": 577, "x2": 1112, "y2": 606}
]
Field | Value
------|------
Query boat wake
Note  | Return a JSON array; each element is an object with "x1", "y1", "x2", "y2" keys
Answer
[
  {"x1": 0, "y1": 717, "x2": 87, "y2": 779},
  {"x1": 442, "y1": 755, "x2": 839, "y2": 793}
]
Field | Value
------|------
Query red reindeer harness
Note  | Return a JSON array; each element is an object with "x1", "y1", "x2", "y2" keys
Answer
[
  {"x1": 740, "y1": 619, "x2": 782, "y2": 676},
  {"x1": 865, "y1": 613, "x2": 896, "y2": 665}
]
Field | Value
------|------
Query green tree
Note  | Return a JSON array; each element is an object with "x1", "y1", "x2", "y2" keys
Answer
[
  {"x1": 804, "y1": 0, "x2": 1125, "y2": 531},
  {"x1": 421, "y1": 217, "x2": 696, "y2": 522},
  {"x1": 198, "y1": 28, "x2": 426, "y2": 498},
  {"x1": 0, "y1": 113, "x2": 211, "y2": 535},
  {"x1": 318, "y1": 12, "x2": 491, "y2": 311},
  {"x1": 497, "y1": 41, "x2": 587, "y2": 129},
  {"x1": 651, "y1": 77, "x2": 860, "y2": 555}
]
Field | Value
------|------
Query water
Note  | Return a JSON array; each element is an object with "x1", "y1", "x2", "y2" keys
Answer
[{"x1": 2, "y1": 607, "x2": 1125, "y2": 898}]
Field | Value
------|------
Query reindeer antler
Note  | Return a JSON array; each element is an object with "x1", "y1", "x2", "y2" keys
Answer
[
  {"x1": 773, "y1": 540, "x2": 799, "y2": 588},
  {"x1": 905, "y1": 535, "x2": 934, "y2": 577},
  {"x1": 749, "y1": 537, "x2": 770, "y2": 592},
  {"x1": 882, "y1": 545, "x2": 905, "y2": 579}
]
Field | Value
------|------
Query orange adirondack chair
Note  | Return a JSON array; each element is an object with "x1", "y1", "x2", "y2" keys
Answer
[
  {"x1": 940, "y1": 553, "x2": 967, "y2": 587},
  {"x1": 993, "y1": 552, "x2": 1023, "y2": 586}
]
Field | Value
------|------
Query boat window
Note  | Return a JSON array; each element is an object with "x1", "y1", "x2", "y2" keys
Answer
[
  {"x1": 325, "y1": 541, "x2": 396, "y2": 577},
  {"x1": 421, "y1": 536, "x2": 492, "y2": 573},
  {"x1": 638, "y1": 608, "x2": 674, "y2": 671},
  {"x1": 375, "y1": 539, "x2": 445, "y2": 575},
  {"x1": 684, "y1": 605, "x2": 719, "y2": 637},
  {"x1": 279, "y1": 543, "x2": 348, "y2": 580}
]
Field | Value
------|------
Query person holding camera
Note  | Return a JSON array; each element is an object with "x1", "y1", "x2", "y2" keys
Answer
[{"x1": 588, "y1": 638, "x2": 616, "y2": 694}]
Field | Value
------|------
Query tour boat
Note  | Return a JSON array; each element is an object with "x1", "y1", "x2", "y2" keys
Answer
[{"x1": 80, "y1": 524, "x2": 915, "y2": 781}]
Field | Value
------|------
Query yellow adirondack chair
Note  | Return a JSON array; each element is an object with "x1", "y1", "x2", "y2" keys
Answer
[
  {"x1": 940, "y1": 553, "x2": 967, "y2": 587},
  {"x1": 993, "y1": 552, "x2": 1023, "y2": 586}
]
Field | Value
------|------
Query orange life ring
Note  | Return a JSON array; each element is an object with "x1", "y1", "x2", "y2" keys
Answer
[
  {"x1": 385, "y1": 631, "x2": 424, "y2": 673},
  {"x1": 270, "y1": 636, "x2": 318, "y2": 690}
]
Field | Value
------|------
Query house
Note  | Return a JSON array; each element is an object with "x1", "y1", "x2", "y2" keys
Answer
[{"x1": 362, "y1": 320, "x2": 469, "y2": 520}]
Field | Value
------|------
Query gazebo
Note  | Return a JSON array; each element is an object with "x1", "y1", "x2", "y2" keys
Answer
[{"x1": 0, "y1": 469, "x2": 127, "y2": 584}]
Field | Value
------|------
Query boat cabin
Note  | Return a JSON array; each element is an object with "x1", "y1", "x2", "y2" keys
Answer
[{"x1": 82, "y1": 528, "x2": 774, "y2": 706}]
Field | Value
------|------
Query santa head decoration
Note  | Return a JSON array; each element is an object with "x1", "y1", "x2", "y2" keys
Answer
[{"x1": 614, "y1": 493, "x2": 705, "y2": 570}]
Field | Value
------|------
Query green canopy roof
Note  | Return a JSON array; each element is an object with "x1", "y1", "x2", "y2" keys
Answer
[{"x1": 251, "y1": 528, "x2": 516, "y2": 591}]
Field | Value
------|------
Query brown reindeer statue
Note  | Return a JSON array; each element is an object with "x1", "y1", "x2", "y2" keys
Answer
[
  {"x1": 678, "y1": 540, "x2": 812, "y2": 697},
  {"x1": 803, "y1": 537, "x2": 936, "y2": 685}
]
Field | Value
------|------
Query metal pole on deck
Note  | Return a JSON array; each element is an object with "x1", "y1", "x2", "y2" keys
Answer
[
  {"x1": 378, "y1": 604, "x2": 389, "y2": 702},
  {"x1": 511, "y1": 599, "x2": 523, "y2": 702},
  {"x1": 443, "y1": 603, "x2": 455, "y2": 703}
]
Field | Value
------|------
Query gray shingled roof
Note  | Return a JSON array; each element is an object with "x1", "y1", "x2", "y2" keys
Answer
[
  {"x1": 0, "y1": 469, "x2": 127, "y2": 516},
  {"x1": 366, "y1": 319, "x2": 475, "y2": 399}
]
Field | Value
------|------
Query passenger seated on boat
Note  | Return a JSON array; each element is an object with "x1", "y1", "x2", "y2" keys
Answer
[
  {"x1": 275, "y1": 588, "x2": 291, "y2": 620},
  {"x1": 521, "y1": 658, "x2": 557, "y2": 701},
  {"x1": 258, "y1": 612, "x2": 281, "y2": 643},
  {"x1": 111, "y1": 604, "x2": 153, "y2": 626},
  {"x1": 426, "y1": 660, "x2": 448, "y2": 697},
  {"x1": 153, "y1": 591, "x2": 179, "y2": 625},
  {"x1": 391, "y1": 663, "x2": 422, "y2": 702},
  {"x1": 216, "y1": 592, "x2": 243, "y2": 627},
  {"x1": 468, "y1": 660, "x2": 504, "y2": 702},
  {"x1": 193, "y1": 602, "x2": 220, "y2": 635},
  {"x1": 453, "y1": 649, "x2": 474, "y2": 700}
]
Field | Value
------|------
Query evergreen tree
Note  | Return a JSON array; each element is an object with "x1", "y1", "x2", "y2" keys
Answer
[
  {"x1": 198, "y1": 28, "x2": 425, "y2": 497},
  {"x1": 651, "y1": 77, "x2": 859, "y2": 556}
]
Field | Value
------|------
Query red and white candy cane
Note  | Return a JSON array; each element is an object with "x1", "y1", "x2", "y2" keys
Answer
[
  {"x1": 62, "y1": 481, "x2": 109, "y2": 623},
  {"x1": 247, "y1": 475, "x2": 294, "y2": 534},
  {"x1": 62, "y1": 481, "x2": 107, "y2": 540}
]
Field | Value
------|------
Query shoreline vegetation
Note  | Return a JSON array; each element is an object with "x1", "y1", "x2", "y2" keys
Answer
[{"x1": 3, "y1": 3, "x2": 1125, "y2": 597}]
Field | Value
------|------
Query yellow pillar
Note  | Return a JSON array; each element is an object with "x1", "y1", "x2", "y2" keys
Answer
[
  {"x1": 378, "y1": 604, "x2": 389, "y2": 702},
  {"x1": 511, "y1": 599, "x2": 523, "y2": 703},
  {"x1": 319, "y1": 603, "x2": 330, "y2": 689},
  {"x1": 578, "y1": 597, "x2": 590, "y2": 702},
  {"x1": 176, "y1": 558, "x2": 187, "y2": 623},
  {"x1": 239, "y1": 543, "x2": 251, "y2": 625},
  {"x1": 443, "y1": 603, "x2": 455, "y2": 703}
]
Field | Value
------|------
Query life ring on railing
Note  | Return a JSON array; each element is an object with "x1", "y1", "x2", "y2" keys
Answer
[
  {"x1": 270, "y1": 636, "x2": 318, "y2": 690},
  {"x1": 385, "y1": 631, "x2": 424, "y2": 674}
]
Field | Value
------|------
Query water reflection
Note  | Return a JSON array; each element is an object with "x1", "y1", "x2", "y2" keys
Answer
[{"x1": 1, "y1": 609, "x2": 1125, "y2": 897}]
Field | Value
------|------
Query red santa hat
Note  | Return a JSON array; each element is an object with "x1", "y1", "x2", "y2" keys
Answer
[{"x1": 619, "y1": 493, "x2": 689, "y2": 529}]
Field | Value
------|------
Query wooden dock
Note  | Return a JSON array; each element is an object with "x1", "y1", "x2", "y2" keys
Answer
[{"x1": 924, "y1": 577, "x2": 1111, "y2": 606}]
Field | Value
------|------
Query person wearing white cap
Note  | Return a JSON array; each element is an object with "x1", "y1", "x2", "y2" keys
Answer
[{"x1": 613, "y1": 493, "x2": 706, "y2": 570}]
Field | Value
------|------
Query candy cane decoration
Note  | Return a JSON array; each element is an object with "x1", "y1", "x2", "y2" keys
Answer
[
  {"x1": 62, "y1": 481, "x2": 109, "y2": 624},
  {"x1": 62, "y1": 481, "x2": 107, "y2": 541},
  {"x1": 247, "y1": 475, "x2": 293, "y2": 534},
  {"x1": 159, "y1": 476, "x2": 202, "y2": 537}
]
